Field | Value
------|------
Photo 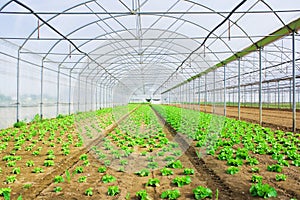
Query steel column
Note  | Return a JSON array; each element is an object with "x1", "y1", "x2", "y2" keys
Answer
[
  {"x1": 292, "y1": 31, "x2": 296, "y2": 132},
  {"x1": 238, "y1": 58, "x2": 241, "y2": 120},
  {"x1": 213, "y1": 70, "x2": 216, "y2": 113},
  {"x1": 224, "y1": 65, "x2": 226, "y2": 116},
  {"x1": 56, "y1": 66, "x2": 60, "y2": 116},
  {"x1": 40, "y1": 60, "x2": 44, "y2": 119},
  {"x1": 259, "y1": 48, "x2": 263, "y2": 125},
  {"x1": 16, "y1": 50, "x2": 20, "y2": 122},
  {"x1": 68, "y1": 71, "x2": 72, "y2": 115},
  {"x1": 77, "y1": 75, "x2": 81, "y2": 112}
]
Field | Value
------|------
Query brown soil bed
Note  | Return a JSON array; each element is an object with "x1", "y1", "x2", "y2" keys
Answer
[
  {"x1": 172, "y1": 104, "x2": 300, "y2": 132},
  {"x1": 1, "y1": 105, "x2": 299, "y2": 200}
]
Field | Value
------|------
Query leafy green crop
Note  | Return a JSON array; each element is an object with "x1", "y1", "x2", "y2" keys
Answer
[
  {"x1": 102, "y1": 174, "x2": 116, "y2": 183},
  {"x1": 32, "y1": 167, "x2": 44, "y2": 173},
  {"x1": 267, "y1": 164, "x2": 282, "y2": 173},
  {"x1": 98, "y1": 166, "x2": 107, "y2": 173},
  {"x1": 226, "y1": 166, "x2": 239, "y2": 175},
  {"x1": 53, "y1": 187, "x2": 62, "y2": 193},
  {"x1": 11, "y1": 166, "x2": 20, "y2": 174},
  {"x1": 79, "y1": 154, "x2": 88, "y2": 161},
  {"x1": 6, "y1": 175, "x2": 16, "y2": 184},
  {"x1": 251, "y1": 167, "x2": 260, "y2": 173},
  {"x1": 166, "y1": 160, "x2": 182, "y2": 169},
  {"x1": 160, "y1": 168, "x2": 173, "y2": 176},
  {"x1": 183, "y1": 168, "x2": 194, "y2": 175},
  {"x1": 193, "y1": 186, "x2": 212, "y2": 200},
  {"x1": 161, "y1": 189, "x2": 180, "y2": 200},
  {"x1": 172, "y1": 176, "x2": 191, "y2": 187},
  {"x1": 74, "y1": 166, "x2": 84, "y2": 174},
  {"x1": 249, "y1": 182, "x2": 277, "y2": 198},
  {"x1": 275, "y1": 174, "x2": 286, "y2": 181},
  {"x1": 78, "y1": 176, "x2": 87, "y2": 183},
  {"x1": 53, "y1": 176, "x2": 64, "y2": 183},
  {"x1": 227, "y1": 158, "x2": 243, "y2": 166},
  {"x1": 135, "y1": 169, "x2": 150, "y2": 177},
  {"x1": 251, "y1": 175, "x2": 263, "y2": 183},
  {"x1": 136, "y1": 189, "x2": 151, "y2": 200},
  {"x1": 107, "y1": 186, "x2": 119, "y2": 196},
  {"x1": 44, "y1": 160, "x2": 55, "y2": 167},
  {"x1": 0, "y1": 188, "x2": 11, "y2": 200},
  {"x1": 146, "y1": 178, "x2": 160, "y2": 187},
  {"x1": 85, "y1": 187, "x2": 93, "y2": 196}
]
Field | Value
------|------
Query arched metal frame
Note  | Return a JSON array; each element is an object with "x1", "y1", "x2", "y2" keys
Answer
[{"x1": 0, "y1": 0, "x2": 299, "y2": 131}]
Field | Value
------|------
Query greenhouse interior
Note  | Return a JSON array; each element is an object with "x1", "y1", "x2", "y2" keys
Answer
[{"x1": 0, "y1": 0, "x2": 299, "y2": 199}]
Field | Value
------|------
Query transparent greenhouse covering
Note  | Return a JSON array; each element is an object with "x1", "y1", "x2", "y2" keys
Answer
[{"x1": 0, "y1": 0, "x2": 299, "y2": 129}]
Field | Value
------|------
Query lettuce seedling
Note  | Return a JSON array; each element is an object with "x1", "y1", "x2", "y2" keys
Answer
[
  {"x1": 136, "y1": 189, "x2": 151, "y2": 200},
  {"x1": 226, "y1": 166, "x2": 239, "y2": 175},
  {"x1": 78, "y1": 176, "x2": 87, "y2": 183},
  {"x1": 249, "y1": 182, "x2": 277, "y2": 198},
  {"x1": 161, "y1": 189, "x2": 180, "y2": 200},
  {"x1": 160, "y1": 168, "x2": 173, "y2": 176},
  {"x1": 275, "y1": 174, "x2": 286, "y2": 181},
  {"x1": 135, "y1": 169, "x2": 150, "y2": 177},
  {"x1": 267, "y1": 164, "x2": 282, "y2": 173},
  {"x1": 53, "y1": 187, "x2": 62, "y2": 193},
  {"x1": 183, "y1": 168, "x2": 194, "y2": 175},
  {"x1": 146, "y1": 178, "x2": 160, "y2": 187},
  {"x1": 193, "y1": 186, "x2": 212, "y2": 200},
  {"x1": 85, "y1": 188, "x2": 93, "y2": 196},
  {"x1": 102, "y1": 174, "x2": 116, "y2": 183},
  {"x1": 98, "y1": 166, "x2": 107, "y2": 173},
  {"x1": 107, "y1": 186, "x2": 119, "y2": 196},
  {"x1": 251, "y1": 175, "x2": 263, "y2": 183},
  {"x1": 166, "y1": 160, "x2": 182, "y2": 169},
  {"x1": 53, "y1": 175, "x2": 64, "y2": 183},
  {"x1": 172, "y1": 176, "x2": 191, "y2": 187}
]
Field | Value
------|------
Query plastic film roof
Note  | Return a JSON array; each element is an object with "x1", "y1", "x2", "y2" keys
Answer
[{"x1": 0, "y1": 0, "x2": 299, "y2": 96}]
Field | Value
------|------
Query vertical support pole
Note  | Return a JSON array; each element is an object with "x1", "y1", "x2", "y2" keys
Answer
[
  {"x1": 224, "y1": 65, "x2": 227, "y2": 116},
  {"x1": 213, "y1": 70, "x2": 216, "y2": 113},
  {"x1": 40, "y1": 60, "x2": 44, "y2": 119},
  {"x1": 290, "y1": 79, "x2": 292, "y2": 109},
  {"x1": 238, "y1": 58, "x2": 241, "y2": 120},
  {"x1": 95, "y1": 84, "x2": 98, "y2": 110},
  {"x1": 251, "y1": 85, "x2": 253, "y2": 107},
  {"x1": 90, "y1": 82, "x2": 93, "y2": 111},
  {"x1": 292, "y1": 31, "x2": 296, "y2": 132},
  {"x1": 277, "y1": 81, "x2": 280, "y2": 109},
  {"x1": 99, "y1": 85, "x2": 102, "y2": 109},
  {"x1": 78, "y1": 75, "x2": 81, "y2": 112},
  {"x1": 205, "y1": 74, "x2": 207, "y2": 111},
  {"x1": 85, "y1": 78, "x2": 87, "y2": 112},
  {"x1": 68, "y1": 71, "x2": 72, "y2": 115},
  {"x1": 56, "y1": 66, "x2": 60, "y2": 116},
  {"x1": 105, "y1": 87, "x2": 108, "y2": 108},
  {"x1": 259, "y1": 48, "x2": 263, "y2": 125},
  {"x1": 198, "y1": 77, "x2": 201, "y2": 111},
  {"x1": 193, "y1": 79, "x2": 195, "y2": 109},
  {"x1": 267, "y1": 82, "x2": 270, "y2": 108},
  {"x1": 16, "y1": 50, "x2": 20, "y2": 122}
]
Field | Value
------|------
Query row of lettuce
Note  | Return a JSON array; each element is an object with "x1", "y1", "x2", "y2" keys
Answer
[
  {"x1": 152, "y1": 105, "x2": 300, "y2": 199},
  {"x1": 0, "y1": 106, "x2": 122, "y2": 199},
  {"x1": 88, "y1": 105, "x2": 214, "y2": 199}
]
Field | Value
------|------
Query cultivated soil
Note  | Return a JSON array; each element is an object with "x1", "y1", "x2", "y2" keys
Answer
[
  {"x1": 0, "y1": 105, "x2": 299, "y2": 200},
  {"x1": 172, "y1": 104, "x2": 300, "y2": 132}
]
